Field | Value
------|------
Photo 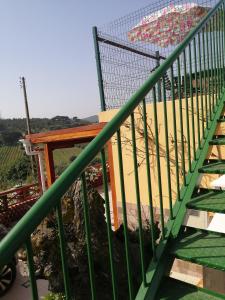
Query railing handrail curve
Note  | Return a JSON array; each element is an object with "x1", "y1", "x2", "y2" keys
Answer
[{"x1": 0, "y1": 0, "x2": 223, "y2": 267}]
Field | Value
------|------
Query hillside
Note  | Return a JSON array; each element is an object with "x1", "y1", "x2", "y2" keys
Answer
[{"x1": 0, "y1": 116, "x2": 90, "y2": 146}]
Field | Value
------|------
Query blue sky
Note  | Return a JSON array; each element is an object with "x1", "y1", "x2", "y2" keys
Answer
[{"x1": 0, "y1": 0, "x2": 154, "y2": 119}]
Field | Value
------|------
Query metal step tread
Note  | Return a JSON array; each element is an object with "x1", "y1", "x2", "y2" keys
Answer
[
  {"x1": 217, "y1": 117, "x2": 225, "y2": 122},
  {"x1": 155, "y1": 278, "x2": 225, "y2": 300},
  {"x1": 209, "y1": 137, "x2": 225, "y2": 145},
  {"x1": 187, "y1": 189, "x2": 225, "y2": 213},
  {"x1": 170, "y1": 228, "x2": 225, "y2": 271},
  {"x1": 199, "y1": 161, "x2": 225, "y2": 174}
]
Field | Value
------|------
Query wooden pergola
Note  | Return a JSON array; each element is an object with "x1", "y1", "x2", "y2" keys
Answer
[{"x1": 26, "y1": 123, "x2": 119, "y2": 228}]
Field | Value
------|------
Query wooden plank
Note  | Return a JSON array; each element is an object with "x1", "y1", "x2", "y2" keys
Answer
[
  {"x1": 26, "y1": 123, "x2": 106, "y2": 144},
  {"x1": 44, "y1": 144, "x2": 55, "y2": 187},
  {"x1": 107, "y1": 141, "x2": 119, "y2": 230}
]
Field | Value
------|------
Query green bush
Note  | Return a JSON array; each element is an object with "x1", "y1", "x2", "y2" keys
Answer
[{"x1": 42, "y1": 292, "x2": 66, "y2": 300}]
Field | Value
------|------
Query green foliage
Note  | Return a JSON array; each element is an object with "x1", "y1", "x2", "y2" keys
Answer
[
  {"x1": 6, "y1": 156, "x2": 31, "y2": 183},
  {"x1": 0, "y1": 146, "x2": 33, "y2": 190},
  {"x1": 0, "y1": 117, "x2": 90, "y2": 146},
  {"x1": 42, "y1": 292, "x2": 66, "y2": 300}
]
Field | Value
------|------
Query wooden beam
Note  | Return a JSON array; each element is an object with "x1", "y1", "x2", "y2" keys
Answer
[
  {"x1": 44, "y1": 144, "x2": 55, "y2": 187},
  {"x1": 107, "y1": 140, "x2": 119, "y2": 230},
  {"x1": 26, "y1": 123, "x2": 106, "y2": 144}
]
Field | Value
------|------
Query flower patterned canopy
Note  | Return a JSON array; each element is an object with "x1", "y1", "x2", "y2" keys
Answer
[{"x1": 128, "y1": 3, "x2": 210, "y2": 48}]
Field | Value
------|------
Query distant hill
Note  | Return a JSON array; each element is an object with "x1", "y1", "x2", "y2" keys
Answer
[
  {"x1": 0, "y1": 116, "x2": 90, "y2": 146},
  {"x1": 82, "y1": 115, "x2": 98, "y2": 123}
]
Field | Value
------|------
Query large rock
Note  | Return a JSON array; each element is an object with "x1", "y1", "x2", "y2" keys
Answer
[{"x1": 31, "y1": 177, "x2": 159, "y2": 299}]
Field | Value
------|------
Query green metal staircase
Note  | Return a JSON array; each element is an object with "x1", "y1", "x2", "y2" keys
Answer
[{"x1": 1, "y1": 1, "x2": 225, "y2": 299}]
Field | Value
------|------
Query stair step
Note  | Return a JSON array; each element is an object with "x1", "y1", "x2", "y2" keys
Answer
[
  {"x1": 156, "y1": 277, "x2": 224, "y2": 299},
  {"x1": 209, "y1": 137, "x2": 225, "y2": 145},
  {"x1": 217, "y1": 117, "x2": 225, "y2": 122},
  {"x1": 170, "y1": 228, "x2": 225, "y2": 271},
  {"x1": 187, "y1": 190, "x2": 225, "y2": 213},
  {"x1": 199, "y1": 161, "x2": 225, "y2": 174}
]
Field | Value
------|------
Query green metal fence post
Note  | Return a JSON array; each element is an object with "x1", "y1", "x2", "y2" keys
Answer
[
  {"x1": 93, "y1": 26, "x2": 106, "y2": 111},
  {"x1": 26, "y1": 238, "x2": 39, "y2": 300}
]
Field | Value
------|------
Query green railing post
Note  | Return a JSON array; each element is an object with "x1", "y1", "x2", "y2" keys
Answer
[
  {"x1": 177, "y1": 57, "x2": 187, "y2": 185},
  {"x1": 153, "y1": 86, "x2": 165, "y2": 239},
  {"x1": 162, "y1": 76, "x2": 173, "y2": 217},
  {"x1": 117, "y1": 129, "x2": 134, "y2": 300},
  {"x1": 55, "y1": 203, "x2": 72, "y2": 299},
  {"x1": 142, "y1": 98, "x2": 156, "y2": 260},
  {"x1": 93, "y1": 26, "x2": 106, "y2": 111},
  {"x1": 183, "y1": 50, "x2": 192, "y2": 169},
  {"x1": 131, "y1": 112, "x2": 146, "y2": 286},
  {"x1": 81, "y1": 173, "x2": 96, "y2": 300},
  {"x1": 101, "y1": 149, "x2": 118, "y2": 300},
  {"x1": 26, "y1": 238, "x2": 39, "y2": 300}
]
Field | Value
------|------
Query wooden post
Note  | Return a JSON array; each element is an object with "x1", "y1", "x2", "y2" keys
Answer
[
  {"x1": 44, "y1": 143, "x2": 55, "y2": 187},
  {"x1": 107, "y1": 141, "x2": 119, "y2": 229}
]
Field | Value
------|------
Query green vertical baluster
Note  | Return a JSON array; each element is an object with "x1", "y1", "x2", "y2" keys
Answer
[
  {"x1": 170, "y1": 66, "x2": 181, "y2": 200},
  {"x1": 188, "y1": 43, "x2": 196, "y2": 160},
  {"x1": 81, "y1": 173, "x2": 96, "y2": 300},
  {"x1": 213, "y1": 14, "x2": 218, "y2": 103},
  {"x1": 197, "y1": 33, "x2": 205, "y2": 139},
  {"x1": 215, "y1": 11, "x2": 221, "y2": 96},
  {"x1": 142, "y1": 98, "x2": 156, "y2": 260},
  {"x1": 202, "y1": 28, "x2": 209, "y2": 129},
  {"x1": 26, "y1": 238, "x2": 39, "y2": 300},
  {"x1": 116, "y1": 129, "x2": 134, "y2": 300},
  {"x1": 193, "y1": 37, "x2": 201, "y2": 148},
  {"x1": 101, "y1": 149, "x2": 118, "y2": 300},
  {"x1": 222, "y1": 2, "x2": 225, "y2": 80},
  {"x1": 152, "y1": 86, "x2": 165, "y2": 239},
  {"x1": 218, "y1": 8, "x2": 223, "y2": 93},
  {"x1": 183, "y1": 50, "x2": 192, "y2": 169},
  {"x1": 206, "y1": 22, "x2": 212, "y2": 121},
  {"x1": 130, "y1": 112, "x2": 146, "y2": 286},
  {"x1": 162, "y1": 76, "x2": 173, "y2": 216},
  {"x1": 177, "y1": 57, "x2": 186, "y2": 185},
  {"x1": 56, "y1": 203, "x2": 72, "y2": 300},
  {"x1": 210, "y1": 20, "x2": 215, "y2": 112}
]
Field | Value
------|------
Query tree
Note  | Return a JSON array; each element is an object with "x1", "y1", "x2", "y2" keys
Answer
[{"x1": 6, "y1": 156, "x2": 31, "y2": 184}]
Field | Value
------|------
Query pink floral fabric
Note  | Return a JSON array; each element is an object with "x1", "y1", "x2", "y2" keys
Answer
[{"x1": 128, "y1": 3, "x2": 210, "y2": 48}]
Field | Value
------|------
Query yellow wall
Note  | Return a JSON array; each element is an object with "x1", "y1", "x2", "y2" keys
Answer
[{"x1": 99, "y1": 95, "x2": 220, "y2": 216}]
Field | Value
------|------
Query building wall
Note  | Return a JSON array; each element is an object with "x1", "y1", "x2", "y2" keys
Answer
[{"x1": 100, "y1": 97, "x2": 216, "y2": 221}]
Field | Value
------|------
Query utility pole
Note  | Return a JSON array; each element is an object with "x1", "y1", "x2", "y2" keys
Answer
[
  {"x1": 20, "y1": 76, "x2": 35, "y2": 176},
  {"x1": 20, "y1": 77, "x2": 32, "y2": 135}
]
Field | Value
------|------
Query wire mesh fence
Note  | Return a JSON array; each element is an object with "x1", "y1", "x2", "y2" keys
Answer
[{"x1": 95, "y1": 0, "x2": 219, "y2": 110}]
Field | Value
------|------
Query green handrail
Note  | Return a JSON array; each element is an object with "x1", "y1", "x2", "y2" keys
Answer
[{"x1": 0, "y1": 1, "x2": 225, "y2": 299}]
